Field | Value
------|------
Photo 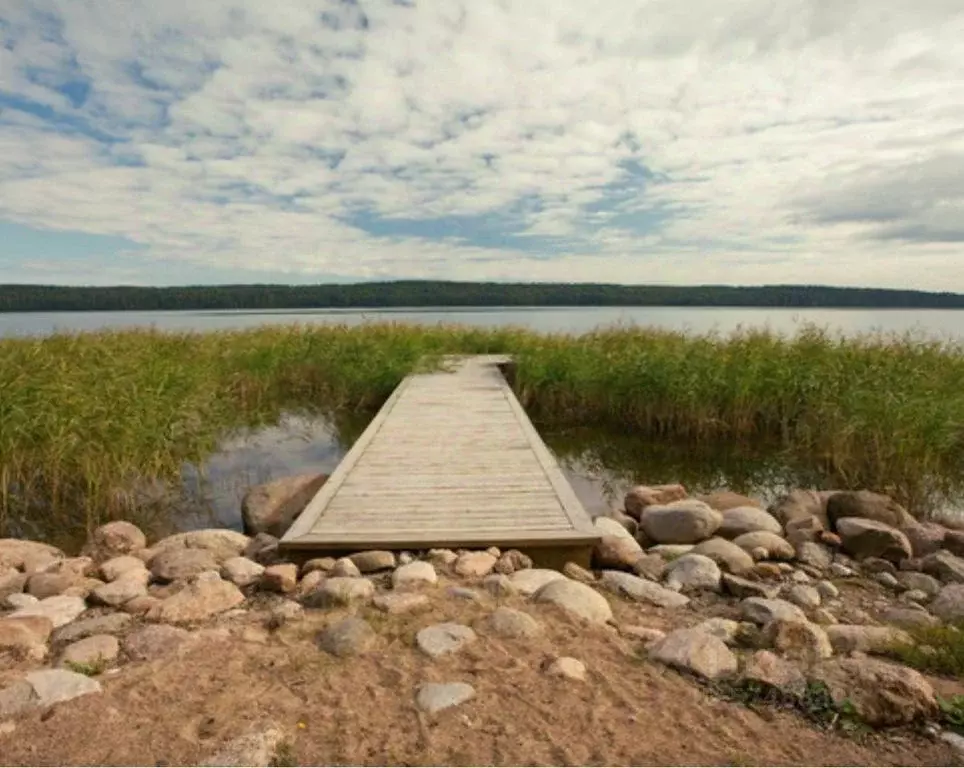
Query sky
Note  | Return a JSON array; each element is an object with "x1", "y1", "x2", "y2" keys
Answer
[{"x1": 0, "y1": 0, "x2": 962, "y2": 289}]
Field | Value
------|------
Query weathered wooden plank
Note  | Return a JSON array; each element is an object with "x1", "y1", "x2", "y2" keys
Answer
[{"x1": 279, "y1": 355, "x2": 600, "y2": 554}]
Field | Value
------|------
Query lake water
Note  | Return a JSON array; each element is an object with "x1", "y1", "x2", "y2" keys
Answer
[
  {"x1": 4, "y1": 304, "x2": 964, "y2": 548},
  {"x1": 2, "y1": 306, "x2": 964, "y2": 339}
]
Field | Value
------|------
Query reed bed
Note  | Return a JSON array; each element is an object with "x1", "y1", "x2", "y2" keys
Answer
[{"x1": 2, "y1": 322, "x2": 963, "y2": 539}]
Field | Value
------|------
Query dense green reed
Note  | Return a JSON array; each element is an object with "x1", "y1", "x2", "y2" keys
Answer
[{"x1": 2, "y1": 322, "x2": 963, "y2": 539}]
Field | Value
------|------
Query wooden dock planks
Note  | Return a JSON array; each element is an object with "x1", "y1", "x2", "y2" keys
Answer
[{"x1": 279, "y1": 355, "x2": 599, "y2": 558}]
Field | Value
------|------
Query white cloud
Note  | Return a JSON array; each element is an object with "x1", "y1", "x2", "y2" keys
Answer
[{"x1": 0, "y1": 0, "x2": 962, "y2": 288}]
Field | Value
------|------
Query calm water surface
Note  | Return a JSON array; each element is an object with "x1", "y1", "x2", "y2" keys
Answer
[{"x1": 3, "y1": 306, "x2": 964, "y2": 339}]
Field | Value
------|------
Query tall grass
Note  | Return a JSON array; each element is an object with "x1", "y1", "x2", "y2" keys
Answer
[{"x1": 2, "y1": 321, "x2": 963, "y2": 539}]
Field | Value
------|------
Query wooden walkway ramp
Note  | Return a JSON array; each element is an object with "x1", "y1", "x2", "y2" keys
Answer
[{"x1": 280, "y1": 355, "x2": 599, "y2": 564}]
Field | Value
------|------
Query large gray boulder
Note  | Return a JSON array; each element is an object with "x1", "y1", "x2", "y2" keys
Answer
[
  {"x1": 640, "y1": 500, "x2": 722, "y2": 544},
  {"x1": 768, "y1": 489, "x2": 838, "y2": 528},
  {"x1": 921, "y1": 550, "x2": 964, "y2": 584},
  {"x1": 716, "y1": 507, "x2": 782, "y2": 539},
  {"x1": 835, "y1": 518, "x2": 912, "y2": 563},
  {"x1": 599, "y1": 570, "x2": 690, "y2": 608},
  {"x1": 241, "y1": 473, "x2": 328, "y2": 537},
  {"x1": 732, "y1": 531, "x2": 795, "y2": 560},
  {"x1": 533, "y1": 579, "x2": 613, "y2": 624},
  {"x1": 648, "y1": 628, "x2": 738, "y2": 680},
  {"x1": 624, "y1": 484, "x2": 687, "y2": 519},
  {"x1": 826, "y1": 491, "x2": 915, "y2": 530},
  {"x1": 664, "y1": 554, "x2": 721, "y2": 592},
  {"x1": 930, "y1": 583, "x2": 964, "y2": 622},
  {"x1": 692, "y1": 538, "x2": 755, "y2": 575}
]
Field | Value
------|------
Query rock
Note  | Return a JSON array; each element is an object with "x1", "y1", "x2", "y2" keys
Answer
[
  {"x1": 640, "y1": 500, "x2": 722, "y2": 544},
  {"x1": 769, "y1": 489, "x2": 837, "y2": 528},
  {"x1": 123, "y1": 595, "x2": 161, "y2": 616},
  {"x1": 795, "y1": 541, "x2": 833, "y2": 571},
  {"x1": 900, "y1": 590, "x2": 930, "y2": 606},
  {"x1": 595, "y1": 515, "x2": 637, "y2": 540},
  {"x1": 599, "y1": 570, "x2": 690, "y2": 608},
  {"x1": 691, "y1": 538, "x2": 755, "y2": 575},
  {"x1": 0, "y1": 615, "x2": 53, "y2": 656},
  {"x1": 242, "y1": 533, "x2": 281, "y2": 566},
  {"x1": 825, "y1": 624, "x2": 911, "y2": 654},
  {"x1": 930, "y1": 583, "x2": 964, "y2": 622},
  {"x1": 26, "y1": 571, "x2": 84, "y2": 600},
  {"x1": 880, "y1": 607, "x2": 939, "y2": 629},
  {"x1": 546, "y1": 656, "x2": 587, "y2": 681},
  {"x1": 790, "y1": 570, "x2": 811, "y2": 583},
  {"x1": 99, "y1": 556, "x2": 145, "y2": 583},
  {"x1": 835, "y1": 518, "x2": 912, "y2": 563},
  {"x1": 199, "y1": 724, "x2": 287, "y2": 767},
  {"x1": 454, "y1": 551, "x2": 497, "y2": 578},
  {"x1": 764, "y1": 619, "x2": 833, "y2": 662},
  {"x1": 9, "y1": 595, "x2": 87, "y2": 628},
  {"x1": 785, "y1": 515, "x2": 826, "y2": 544},
  {"x1": 732, "y1": 532, "x2": 795, "y2": 560},
  {"x1": 151, "y1": 530, "x2": 250, "y2": 563},
  {"x1": 722, "y1": 574, "x2": 779, "y2": 599},
  {"x1": 716, "y1": 507, "x2": 782, "y2": 539},
  {"x1": 648, "y1": 544, "x2": 695, "y2": 560},
  {"x1": 330, "y1": 558, "x2": 362, "y2": 578},
  {"x1": 0, "y1": 670, "x2": 101, "y2": 717},
  {"x1": 534, "y1": 578, "x2": 614, "y2": 624},
  {"x1": 875, "y1": 572, "x2": 900, "y2": 590},
  {"x1": 508, "y1": 568, "x2": 566, "y2": 596},
  {"x1": 260, "y1": 564, "x2": 298, "y2": 593},
  {"x1": 593, "y1": 535, "x2": 644, "y2": 570},
  {"x1": 147, "y1": 572, "x2": 245, "y2": 624},
  {"x1": 813, "y1": 608, "x2": 838, "y2": 625},
  {"x1": 624, "y1": 484, "x2": 687, "y2": 519},
  {"x1": 416, "y1": 623, "x2": 477, "y2": 658},
  {"x1": 90, "y1": 575, "x2": 148, "y2": 607},
  {"x1": 809, "y1": 656, "x2": 937, "y2": 726},
  {"x1": 221, "y1": 557, "x2": 265, "y2": 588},
  {"x1": 620, "y1": 625, "x2": 668, "y2": 644},
  {"x1": 752, "y1": 563, "x2": 784, "y2": 579},
  {"x1": 946, "y1": 531, "x2": 964, "y2": 558},
  {"x1": 922, "y1": 550, "x2": 964, "y2": 584},
  {"x1": 416, "y1": 682, "x2": 476, "y2": 714},
  {"x1": 697, "y1": 491, "x2": 764, "y2": 512},
  {"x1": 563, "y1": 562, "x2": 596, "y2": 583},
  {"x1": 240, "y1": 472, "x2": 328, "y2": 536},
  {"x1": 0, "y1": 570, "x2": 28, "y2": 601},
  {"x1": 82, "y1": 521, "x2": 146, "y2": 561},
  {"x1": 302, "y1": 557, "x2": 336, "y2": 576},
  {"x1": 820, "y1": 532, "x2": 842, "y2": 548},
  {"x1": 3, "y1": 593, "x2": 38, "y2": 610},
  {"x1": 318, "y1": 616, "x2": 376, "y2": 657},
  {"x1": 631, "y1": 554, "x2": 667, "y2": 581},
  {"x1": 373, "y1": 592, "x2": 430, "y2": 614},
  {"x1": 51, "y1": 613, "x2": 129, "y2": 646},
  {"x1": 349, "y1": 550, "x2": 396, "y2": 573},
  {"x1": 664, "y1": 554, "x2": 721, "y2": 592},
  {"x1": 123, "y1": 624, "x2": 191, "y2": 660},
  {"x1": 829, "y1": 563, "x2": 856, "y2": 578},
  {"x1": 896, "y1": 571, "x2": 941, "y2": 597},
  {"x1": 816, "y1": 580, "x2": 840, "y2": 600},
  {"x1": 785, "y1": 584, "x2": 822, "y2": 610},
  {"x1": 426, "y1": 549, "x2": 458, "y2": 568},
  {"x1": 59, "y1": 634, "x2": 119, "y2": 669},
  {"x1": 741, "y1": 650, "x2": 806, "y2": 694},
  {"x1": 901, "y1": 523, "x2": 947, "y2": 558},
  {"x1": 447, "y1": 586, "x2": 484, "y2": 602},
  {"x1": 150, "y1": 548, "x2": 220, "y2": 583},
  {"x1": 392, "y1": 561, "x2": 438, "y2": 590},
  {"x1": 694, "y1": 618, "x2": 742, "y2": 645},
  {"x1": 648, "y1": 627, "x2": 738, "y2": 680},
  {"x1": 494, "y1": 550, "x2": 532, "y2": 575},
  {"x1": 306, "y1": 577, "x2": 374, "y2": 608},
  {"x1": 610, "y1": 510, "x2": 639, "y2": 537},
  {"x1": 741, "y1": 597, "x2": 807, "y2": 626},
  {"x1": 264, "y1": 600, "x2": 304, "y2": 629},
  {"x1": 826, "y1": 491, "x2": 914, "y2": 530},
  {"x1": 483, "y1": 607, "x2": 542, "y2": 639},
  {"x1": 482, "y1": 574, "x2": 516, "y2": 598},
  {"x1": 861, "y1": 557, "x2": 897, "y2": 576}
]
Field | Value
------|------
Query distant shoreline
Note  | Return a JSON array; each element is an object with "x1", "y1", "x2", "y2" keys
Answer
[{"x1": 4, "y1": 281, "x2": 964, "y2": 312}]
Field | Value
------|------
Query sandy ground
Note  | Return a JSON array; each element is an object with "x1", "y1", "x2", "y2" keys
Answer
[{"x1": 0, "y1": 591, "x2": 958, "y2": 767}]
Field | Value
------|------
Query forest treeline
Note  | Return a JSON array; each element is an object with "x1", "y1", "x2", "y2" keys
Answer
[{"x1": 2, "y1": 281, "x2": 964, "y2": 312}]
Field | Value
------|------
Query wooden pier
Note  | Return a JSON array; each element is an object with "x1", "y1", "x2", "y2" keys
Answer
[{"x1": 279, "y1": 355, "x2": 599, "y2": 565}]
